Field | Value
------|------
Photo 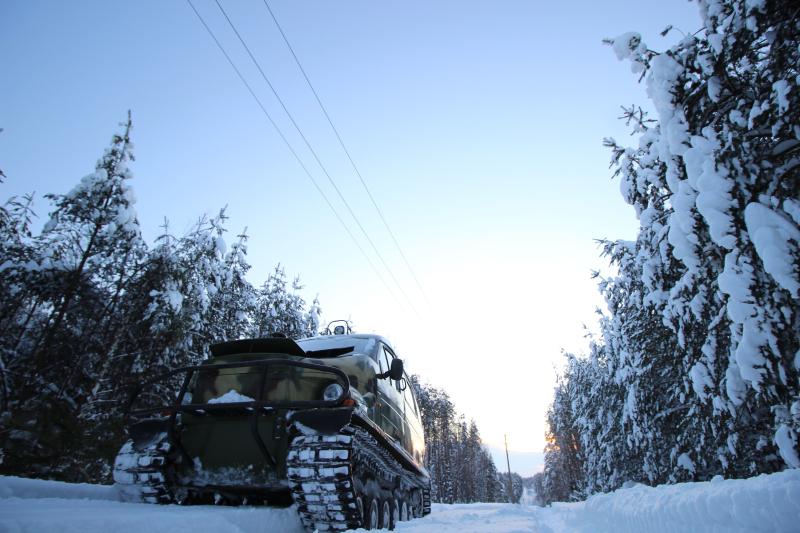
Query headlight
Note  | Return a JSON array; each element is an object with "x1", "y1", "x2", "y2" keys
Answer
[{"x1": 323, "y1": 383, "x2": 344, "y2": 402}]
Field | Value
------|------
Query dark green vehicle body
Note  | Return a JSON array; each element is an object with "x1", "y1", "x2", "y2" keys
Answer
[{"x1": 119, "y1": 334, "x2": 427, "y2": 506}]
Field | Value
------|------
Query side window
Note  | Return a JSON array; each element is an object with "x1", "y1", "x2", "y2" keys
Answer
[
  {"x1": 385, "y1": 346, "x2": 394, "y2": 371},
  {"x1": 403, "y1": 379, "x2": 418, "y2": 416},
  {"x1": 378, "y1": 346, "x2": 391, "y2": 374},
  {"x1": 381, "y1": 345, "x2": 404, "y2": 392}
]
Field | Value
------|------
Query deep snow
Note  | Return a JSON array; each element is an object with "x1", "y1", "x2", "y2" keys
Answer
[{"x1": 1, "y1": 469, "x2": 799, "y2": 532}]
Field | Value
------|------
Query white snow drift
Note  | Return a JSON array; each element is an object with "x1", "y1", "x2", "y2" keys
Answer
[{"x1": 1, "y1": 469, "x2": 798, "y2": 532}]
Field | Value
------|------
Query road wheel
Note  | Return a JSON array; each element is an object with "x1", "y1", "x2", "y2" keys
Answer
[
  {"x1": 364, "y1": 497, "x2": 380, "y2": 530},
  {"x1": 389, "y1": 498, "x2": 399, "y2": 529},
  {"x1": 398, "y1": 498, "x2": 409, "y2": 521},
  {"x1": 356, "y1": 497, "x2": 365, "y2": 527},
  {"x1": 409, "y1": 489, "x2": 422, "y2": 518},
  {"x1": 380, "y1": 499, "x2": 392, "y2": 530}
]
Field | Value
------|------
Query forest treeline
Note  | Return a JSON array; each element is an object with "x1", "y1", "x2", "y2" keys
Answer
[
  {"x1": 410, "y1": 376, "x2": 520, "y2": 504},
  {"x1": 540, "y1": 0, "x2": 799, "y2": 504},
  {"x1": 0, "y1": 118, "x2": 321, "y2": 481}
]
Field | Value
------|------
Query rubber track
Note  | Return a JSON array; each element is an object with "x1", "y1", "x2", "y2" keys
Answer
[
  {"x1": 287, "y1": 424, "x2": 428, "y2": 531},
  {"x1": 113, "y1": 436, "x2": 175, "y2": 504},
  {"x1": 423, "y1": 487, "x2": 431, "y2": 515}
]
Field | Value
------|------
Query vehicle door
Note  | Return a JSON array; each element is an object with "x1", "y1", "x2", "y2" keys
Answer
[
  {"x1": 376, "y1": 344, "x2": 404, "y2": 443},
  {"x1": 401, "y1": 374, "x2": 426, "y2": 465}
]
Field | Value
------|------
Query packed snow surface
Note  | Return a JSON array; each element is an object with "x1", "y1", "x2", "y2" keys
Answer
[{"x1": 2, "y1": 469, "x2": 799, "y2": 532}]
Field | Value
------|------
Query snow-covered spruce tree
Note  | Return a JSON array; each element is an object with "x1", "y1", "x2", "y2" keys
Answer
[
  {"x1": 305, "y1": 295, "x2": 322, "y2": 338},
  {"x1": 1, "y1": 119, "x2": 326, "y2": 482},
  {"x1": 112, "y1": 219, "x2": 196, "y2": 378},
  {"x1": 251, "y1": 265, "x2": 314, "y2": 339},
  {"x1": 463, "y1": 420, "x2": 482, "y2": 501},
  {"x1": 0, "y1": 190, "x2": 36, "y2": 412},
  {"x1": 92, "y1": 216, "x2": 205, "y2": 403},
  {"x1": 76, "y1": 220, "x2": 194, "y2": 479},
  {"x1": 546, "y1": 178, "x2": 700, "y2": 494},
  {"x1": 544, "y1": 0, "x2": 799, "y2": 498},
  {"x1": 199, "y1": 222, "x2": 258, "y2": 344},
  {"x1": 607, "y1": 0, "x2": 800, "y2": 474},
  {"x1": 78, "y1": 214, "x2": 262, "y2": 479},
  {"x1": 447, "y1": 416, "x2": 498, "y2": 503},
  {"x1": 472, "y1": 435, "x2": 502, "y2": 502},
  {"x1": 566, "y1": 337, "x2": 629, "y2": 495},
  {"x1": 499, "y1": 471, "x2": 524, "y2": 503},
  {"x1": 541, "y1": 355, "x2": 589, "y2": 503},
  {"x1": 132, "y1": 209, "x2": 260, "y2": 362},
  {"x1": 411, "y1": 377, "x2": 454, "y2": 502},
  {"x1": 599, "y1": 98, "x2": 739, "y2": 486},
  {"x1": 92, "y1": 212, "x2": 224, "y2": 412},
  {"x1": 102, "y1": 210, "x2": 255, "y2": 394},
  {"x1": 531, "y1": 472, "x2": 546, "y2": 506},
  {"x1": 0, "y1": 115, "x2": 148, "y2": 480}
]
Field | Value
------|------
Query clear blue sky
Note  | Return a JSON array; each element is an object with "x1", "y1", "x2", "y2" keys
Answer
[{"x1": 1, "y1": 0, "x2": 700, "y2": 475}]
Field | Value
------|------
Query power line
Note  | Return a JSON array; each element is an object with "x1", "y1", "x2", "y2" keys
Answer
[
  {"x1": 261, "y1": 0, "x2": 430, "y2": 306},
  {"x1": 211, "y1": 0, "x2": 421, "y2": 319},
  {"x1": 185, "y1": 0, "x2": 402, "y2": 307}
]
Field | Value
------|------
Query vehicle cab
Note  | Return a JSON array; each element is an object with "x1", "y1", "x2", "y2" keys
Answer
[{"x1": 296, "y1": 333, "x2": 426, "y2": 466}]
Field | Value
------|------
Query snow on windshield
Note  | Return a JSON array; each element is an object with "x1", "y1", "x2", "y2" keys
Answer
[
  {"x1": 297, "y1": 336, "x2": 376, "y2": 356},
  {"x1": 207, "y1": 389, "x2": 255, "y2": 404}
]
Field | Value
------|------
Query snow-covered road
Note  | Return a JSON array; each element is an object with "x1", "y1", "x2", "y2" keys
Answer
[{"x1": 2, "y1": 470, "x2": 799, "y2": 532}]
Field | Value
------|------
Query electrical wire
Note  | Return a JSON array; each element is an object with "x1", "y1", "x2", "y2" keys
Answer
[
  {"x1": 212, "y1": 0, "x2": 421, "y2": 319},
  {"x1": 261, "y1": 0, "x2": 430, "y2": 306},
  {"x1": 185, "y1": 0, "x2": 402, "y2": 307}
]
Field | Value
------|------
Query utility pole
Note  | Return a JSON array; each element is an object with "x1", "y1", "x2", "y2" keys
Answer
[{"x1": 504, "y1": 433, "x2": 514, "y2": 504}]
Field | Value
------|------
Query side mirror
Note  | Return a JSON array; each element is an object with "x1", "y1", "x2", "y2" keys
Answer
[{"x1": 389, "y1": 358, "x2": 404, "y2": 381}]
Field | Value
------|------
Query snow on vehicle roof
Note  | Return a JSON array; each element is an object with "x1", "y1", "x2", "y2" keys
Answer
[{"x1": 297, "y1": 334, "x2": 391, "y2": 357}]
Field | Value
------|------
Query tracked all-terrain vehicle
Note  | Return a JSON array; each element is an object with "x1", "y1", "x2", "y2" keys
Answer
[{"x1": 113, "y1": 328, "x2": 431, "y2": 531}]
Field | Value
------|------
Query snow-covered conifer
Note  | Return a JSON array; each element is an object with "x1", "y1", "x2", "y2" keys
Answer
[
  {"x1": 0, "y1": 119, "x2": 324, "y2": 483},
  {"x1": 608, "y1": 0, "x2": 800, "y2": 473},
  {"x1": 251, "y1": 265, "x2": 312, "y2": 339},
  {"x1": 0, "y1": 115, "x2": 146, "y2": 479},
  {"x1": 543, "y1": 0, "x2": 800, "y2": 502}
]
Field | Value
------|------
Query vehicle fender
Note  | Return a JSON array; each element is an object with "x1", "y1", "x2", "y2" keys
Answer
[{"x1": 290, "y1": 407, "x2": 354, "y2": 435}]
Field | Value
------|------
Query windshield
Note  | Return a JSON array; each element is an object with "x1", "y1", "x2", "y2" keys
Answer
[
  {"x1": 297, "y1": 336, "x2": 377, "y2": 357},
  {"x1": 129, "y1": 362, "x2": 349, "y2": 413},
  {"x1": 188, "y1": 365, "x2": 342, "y2": 404}
]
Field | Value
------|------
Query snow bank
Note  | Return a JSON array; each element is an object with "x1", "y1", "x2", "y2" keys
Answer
[
  {"x1": 379, "y1": 470, "x2": 800, "y2": 532},
  {"x1": 0, "y1": 476, "x2": 304, "y2": 533},
  {"x1": 1, "y1": 470, "x2": 799, "y2": 532},
  {"x1": 0, "y1": 475, "x2": 118, "y2": 501},
  {"x1": 546, "y1": 469, "x2": 800, "y2": 533},
  {"x1": 0, "y1": 497, "x2": 306, "y2": 533}
]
